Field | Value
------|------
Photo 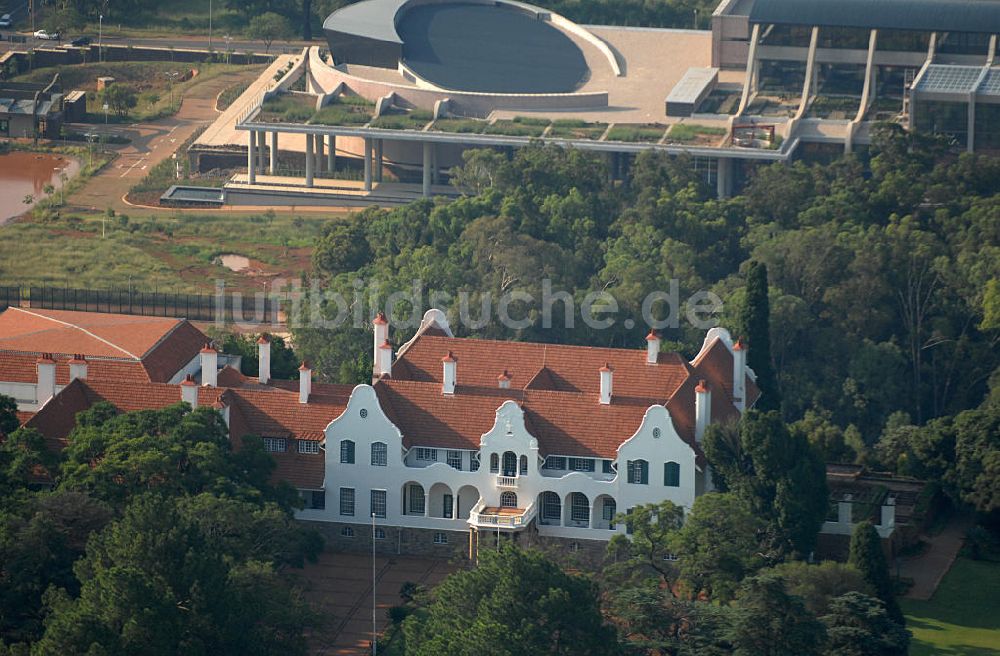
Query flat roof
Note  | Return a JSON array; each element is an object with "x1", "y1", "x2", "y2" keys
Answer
[
  {"x1": 666, "y1": 67, "x2": 719, "y2": 104},
  {"x1": 750, "y1": 0, "x2": 1000, "y2": 34},
  {"x1": 398, "y1": 3, "x2": 588, "y2": 93},
  {"x1": 322, "y1": 0, "x2": 406, "y2": 43}
]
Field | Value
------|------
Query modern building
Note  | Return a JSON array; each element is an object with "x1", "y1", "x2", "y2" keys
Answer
[
  {"x1": 0, "y1": 74, "x2": 71, "y2": 139},
  {"x1": 187, "y1": 0, "x2": 1000, "y2": 208}
]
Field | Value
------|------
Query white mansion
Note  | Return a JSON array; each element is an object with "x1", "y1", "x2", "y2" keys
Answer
[
  {"x1": 299, "y1": 310, "x2": 758, "y2": 554},
  {"x1": 18, "y1": 307, "x2": 758, "y2": 557}
]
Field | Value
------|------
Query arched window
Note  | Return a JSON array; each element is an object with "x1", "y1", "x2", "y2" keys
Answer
[
  {"x1": 540, "y1": 491, "x2": 561, "y2": 525},
  {"x1": 627, "y1": 459, "x2": 648, "y2": 484},
  {"x1": 489, "y1": 453, "x2": 499, "y2": 473},
  {"x1": 371, "y1": 442, "x2": 387, "y2": 466},
  {"x1": 500, "y1": 491, "x2": 518, "y2": 508},
  {"x1": 407, "y1": 484, "x2": 425, "y2": 515},
  {"x1": 519, "y1": 454, "x2": 528, "y2": 475},
  {"x1": 340, "y1": 440, "x2": 355, "y2": 464},
  {"x1": 502, "y1": 451, "x2": 517, "y2": 477},
  {"x1": 664, "y1": 461, "x2": 681, "y2": 487},
  {"x1": 601, "y1": 498, "x2": 617, "y2": 525},
  {"x1": 570, "y1": 492, "x2": 590, "y2": 525}
]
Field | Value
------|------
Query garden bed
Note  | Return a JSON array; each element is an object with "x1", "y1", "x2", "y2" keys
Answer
[{"x1": 605, "y1": 124, "x2": 667, "y2": 143}]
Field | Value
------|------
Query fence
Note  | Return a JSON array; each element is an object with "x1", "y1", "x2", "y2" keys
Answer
[{"x1": 3, "y1": 285, "x2": 280, "y2": 324}]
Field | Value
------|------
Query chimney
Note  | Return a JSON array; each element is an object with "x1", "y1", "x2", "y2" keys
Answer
[
  {"x1": 599, "y1": 363, "x2": 613, "y2": 405},
  {"x1": 36, "y1": 353, "x2": 56, "y2": 405},
  {"x1": 733, "y1": 338, "x2": 747, "y2": 412},
  {"x1": 299, "y1": 361, "x2": 312, "y2": 404},
  {"x1": 498, "y1": 370, "x2": 512, "y2": 390},
  {"x1": 646, "y1": 329, "x2": 661, "y2": 365},
  {"x1": 180, "y1": 374, "x2": 198, "y2": 408},
  {"x1": 695, "y1": 379, "x2": 711, "y2": 441},
  {"x1": 377, "y1": 340, "x2": 393, "y2": 378},
  {"x1": 68, "y1": 354, "x2": 88, "y2": 381},
  {"x1": 257, "y1": 334, "x2": 271, "y2": 385},
  {"x1": 373, "y1": 312, "x2": 389, "y2": 376},
  {"x1": 442, "y1": 351, "x2": 457, "y2": 395},
  {"x1": 200, "y1": 343, "x2": 218, "y2": 387}
]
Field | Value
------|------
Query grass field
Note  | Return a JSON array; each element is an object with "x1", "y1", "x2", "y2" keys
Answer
[
  {"x1": 0, "y1": 210, "x2": 347, "y2": 292},
  {"x1": 903, "y1": 558, "x2": 1000, "y2": 655}
]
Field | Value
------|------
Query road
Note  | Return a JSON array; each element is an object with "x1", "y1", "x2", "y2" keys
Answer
[
  {"x1": 66, "y1": 66, "x2": 262, "y2": 214},
  {"x1": 0, "y1": 27, "x2": 317, "y2": 55}
]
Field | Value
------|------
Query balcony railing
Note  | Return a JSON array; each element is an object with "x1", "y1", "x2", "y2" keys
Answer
[
  {"x1": 496, "y1": 475, "x2": 518, "y2": 488},
  {"x1": 468, "y1": 501, "x2": 536, "y2": 529}
]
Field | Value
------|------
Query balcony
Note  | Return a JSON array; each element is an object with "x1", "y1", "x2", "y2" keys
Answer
[
  {"x1": 468, "y1": 500, "x2": 536, "y2": 530},
  {"x1": 496, "y1": 475, "x2": 519, "y2": 488}
]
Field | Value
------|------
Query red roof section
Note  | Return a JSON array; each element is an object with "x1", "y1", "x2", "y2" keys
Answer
[{"x1": 0, "y1": 308, "x2": 207, "y2": 383}]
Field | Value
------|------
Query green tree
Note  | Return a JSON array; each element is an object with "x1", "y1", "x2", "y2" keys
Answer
[
  {"x1": 0, "y1": 393, "x2": 18, "y2": 437},
  {"x1": 703, "y1": 411, "x2": 828, "y2": 558},
  {"x1": 607, "y1": 499, "x2": 685, "y2": 587},
  {"x1": 730, "y1": 572, "x2": 826, "y2": 656},
  {"x1": 0, "y1": 427, "x2": 60, "y2": 495},
  {"x1": 58, "y1": 403, "x2": 297, "y2": 511},
  {"x1": 246, "y1": 12, "x2": 293, "y2": 54},
  {"x1": 672, "y1": 493, "x2": 764, "y2": 602},
  {"x1": 0, "y1": 492, "x2": 112, "y2": 644},
  {"x1": 848, "y1": 521, "x2": 902, "y2": 623},
  {"x1": 769, "y1": 560, "x2": 872, "y2": 617},
  {"x1": 821, "y1": 592, "x2": 910, "y2": 656},
  {"x1": 101, "y1": 84, "x2": 137, "y2": 118},
  {"x1": 402, "y1": 545, "x2": 618, "y2": 655},
  {"x1": 739, "y1": 261, "x2": 780, "y2": 412},
  {"x1": 35, "y1": 495, "x2": 316, "y2": 655}
]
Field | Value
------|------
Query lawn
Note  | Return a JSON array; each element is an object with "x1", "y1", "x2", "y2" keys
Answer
[
  {"x1": 902, "y1": 558, "x2": 1000, "y2": 656},
  {"x1": 0, "y1": 211, "x2": 346, "y2": 293},
  {"x1": 14, "y1": 62, "x2": 253, "y2": 123}
]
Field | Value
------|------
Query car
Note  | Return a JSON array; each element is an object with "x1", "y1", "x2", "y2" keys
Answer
[
  {"x1": 0, "y1": 14, "x2": 12, "y2": 28},
  {"x1": 33, "y1": 29, "x2": 59, "y2": 40},
  {"x1": 69, "y1": 35, "x2": 91, "y2": 47}
]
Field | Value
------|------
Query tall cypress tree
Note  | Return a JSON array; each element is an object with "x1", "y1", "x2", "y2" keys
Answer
[
  {"x1": 740, "y1": 261, "x2": 781, "y2": 412},
  {"x1": 848, "y1": 520, "x2": 904, "y2": 623}
]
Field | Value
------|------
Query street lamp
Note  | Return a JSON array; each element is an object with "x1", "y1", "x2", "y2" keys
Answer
[{"x1": 98, "y1": 14, "x2": 103, "y2": 62}]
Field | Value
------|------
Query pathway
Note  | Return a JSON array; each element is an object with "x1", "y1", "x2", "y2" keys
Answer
[
  {"x1": 295, "y1": 552, "x2": 460, "y2": 655},
  {"x1": 65, "y1": 67, "x2": 263, "y2": 214},
  {"x1": 898, "y1": 513, "x2": 974, "y2": 601}
]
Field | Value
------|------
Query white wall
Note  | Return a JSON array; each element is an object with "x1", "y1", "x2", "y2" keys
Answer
[{"x1": 301, "y1": 384, "x2": 702, "y2": 542}]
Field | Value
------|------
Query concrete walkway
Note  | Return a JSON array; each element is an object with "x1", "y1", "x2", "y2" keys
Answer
[
  {"x1": 295, "y1": 552, "x2": 460, "y2": 655},
  {"x1": 898, "y1": 513, "x2": 973, "y2": 601},
  {"x1": 65, "y1": 66, "x2": 264, "y2": 214}
]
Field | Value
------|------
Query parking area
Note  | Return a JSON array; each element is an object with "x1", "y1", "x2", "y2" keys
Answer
[{"x1": 290, "y1": 552, "x2": 462, "y2": 655}]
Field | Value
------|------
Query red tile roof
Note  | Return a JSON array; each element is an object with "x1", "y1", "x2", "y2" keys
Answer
[
  {"x1": 376, "y1": 332, "x2": 757, "y2": 466},
  {"x1": 0, "y1": 308, "x2": 208, "y2": 383}
]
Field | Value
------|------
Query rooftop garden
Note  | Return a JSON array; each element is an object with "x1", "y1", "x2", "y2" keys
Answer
[
  {"x1": 605, "y1": 124, "x2": 668, "y2": 143},
  {"x1": 369, "y1": 108, "x2": 434, "y2": 130},
  {"x1": 259, "y1": 93, "x2": 316, "y2": 123},
  {"x1": 483, "y1": 117, "x2": 550, "y2": 137},
  {"x1": 666, "y1": 123, "x2": 728, "y2": 144},
  {"x1": 548, "y1": 119, "x2": 608, "y2": 140},
  {"x1": 429, "y1": 118, "x2": 487, "y2": 134}
]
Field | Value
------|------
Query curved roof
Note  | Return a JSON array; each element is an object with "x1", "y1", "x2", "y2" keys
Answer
[
  {"x1": 322, "y1": 0, "x2": 408, "y2": 44},
  {"x1": 750, "y1": 0, "x2": 1000, "y2": 33}
]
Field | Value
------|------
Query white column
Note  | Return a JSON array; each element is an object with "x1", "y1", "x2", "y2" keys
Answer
[
  {"x1": 716, "y1": 157, "x2": 732, "y2": 199},
  {"x1": 247, "y1": 130, "x2": 256, "y2": 184},
  {"x1": 422, "y1": 141, "x2": 432, "y2": 197},
  {"x1": 327, "y1": 134, "x2": 335, "y2": 172},
  {"x1": 316, "y1": 134, "x2": 324, "y2": 173},
  {"x1": 695, "y1": 380, "x2": 711, "y2": 442},
  {"x1": 269, "y1": 131, "x2": 278, "y2": 174},
  {"x1": 363, "y1": 137, "x2": 373, "y2": 191},
  {"x1": 257, "y1": 130, "x2": 266, "y2": 170},
  {"x1": 305, "y1": 133, "x2": 314, "y2": 188},
  {"x1": 375, "y1": 139, "x2": 384, "y2": 182}
]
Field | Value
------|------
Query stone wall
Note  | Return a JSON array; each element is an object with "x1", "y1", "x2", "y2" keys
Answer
[{"x1": 301, "y1": 518, "x2": 613, "y2": 569}]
